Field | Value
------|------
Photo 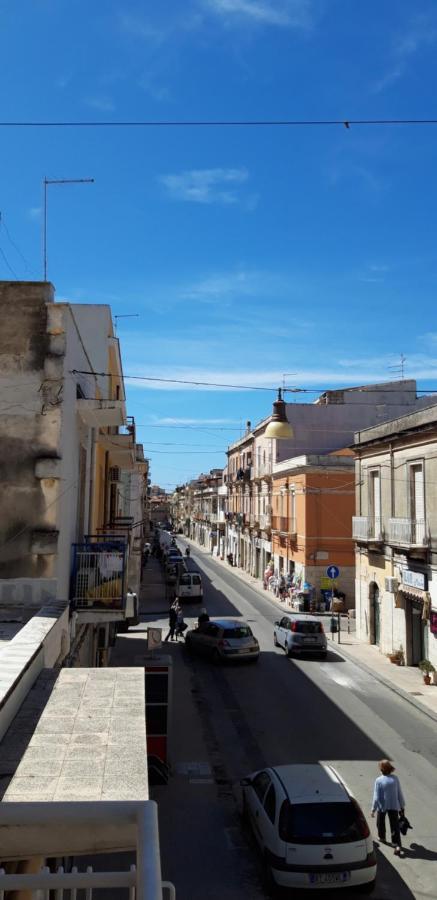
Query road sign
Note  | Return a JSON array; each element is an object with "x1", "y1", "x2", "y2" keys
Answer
[{"x1": 326, "y1": 565, "x2": 340, "y2": 580}]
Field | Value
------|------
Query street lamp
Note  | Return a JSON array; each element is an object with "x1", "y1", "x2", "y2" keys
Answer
[{"x1": 265, "y1": 388, "x2": 294, "y2": 439}]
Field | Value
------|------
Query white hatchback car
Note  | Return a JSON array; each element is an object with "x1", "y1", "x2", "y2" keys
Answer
[
  {"x1": 274, "y1": 614, "x2": 327, "y2": 658},
  {"x1": 185, "y1": 619, "x2": 259, "y2": 663},
  {"x1": 240, "y1": 764, "x2": 376, "y2": 893}
]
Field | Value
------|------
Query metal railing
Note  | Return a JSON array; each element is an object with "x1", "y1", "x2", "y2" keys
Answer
[
  {"x1": 352, "y1": 516, "x2": 383, "y2": 542},
  {"x1": 0, "y1": 866, "x2": 176, "y2": 899},
  {"x1": 0, "y1": 800, "x2": 175, "y2": 900},
  {"x1": 388, "y1": 517, "x2": 427, "y2": 546},
  {"x1": 254, "y1": 461, "x2": 272, "y2": 478}
]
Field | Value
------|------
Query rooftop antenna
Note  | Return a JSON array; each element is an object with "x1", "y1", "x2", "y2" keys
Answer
[
  {"x1": 388, "y1": 354, "x2": 406, "y2": 380},
  {"x1": 282, "y1": 372, "x2": 297, "y2": 390},
  {"x1": 114, "y1": 314, "x2": 140, "y2": 334},
  {"x1": 43, "y1": 177, "x2": 94, "y2": 280}
]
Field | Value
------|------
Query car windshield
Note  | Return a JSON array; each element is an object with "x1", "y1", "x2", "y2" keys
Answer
[
  {"x1": 222, "y1": 626, "x2": 253, "y2": 639},
  {"x1": 279, "y1": 802, "x2": 362, "y2": 844},
  {"x1": 296, "y1": 621, "x2": 323, "y2": 634}
]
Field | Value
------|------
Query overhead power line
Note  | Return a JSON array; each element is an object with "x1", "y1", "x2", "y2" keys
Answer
[
  {"x1": 1, "y1": 118, "x2": 437, "y2": 129},
  {"x1": 71, "y1": 370, "x2": 437, "y2": 396}
]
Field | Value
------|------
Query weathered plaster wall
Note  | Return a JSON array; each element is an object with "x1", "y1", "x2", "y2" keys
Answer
[{"x1": 0, "y1": 282, "x2": 61, "y2": 579}]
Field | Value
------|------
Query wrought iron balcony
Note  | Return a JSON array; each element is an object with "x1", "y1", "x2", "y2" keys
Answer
[
  {"x1": 388, "y1": 518, "x2": 428, "y2": 548},
  {"x1": 272, "y1": 516, "x2": 296, "y2": 536},
  {"x1": 352, "y1": 516, "x2": 383, "y2": 542},
  {"x1": 71, "y1": 537, "x2": 127, "y2": 615}
]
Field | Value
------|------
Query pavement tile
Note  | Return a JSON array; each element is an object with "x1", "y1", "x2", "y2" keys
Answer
[
  {"x1": 4, "y1": 775, "x2": 58, "y2": 801},
  {"x1": 53, "y1": 776, "x2": 104, "y2": 800}
]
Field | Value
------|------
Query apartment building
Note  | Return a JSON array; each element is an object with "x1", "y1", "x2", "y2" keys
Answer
[
  {"x1": 224, "y1": 381, "x2": 437, "y2": 588},
  {"x1": 272, "y1": 451, "x2": 355, "y2": 603},
  {"x1": 0, "y1": 281, "x2": 148, "y2": 667},
  {"x1": 353, "y1": 405, "x2": 437, "y2": 668}
]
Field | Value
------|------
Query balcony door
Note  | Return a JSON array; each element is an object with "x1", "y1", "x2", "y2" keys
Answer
[
  {"x1": 410, "y1": 463, "x2": 425, "y2": 544},
  {"x1": 369, "y1": 470, "x2": 381, "y2": 539}
]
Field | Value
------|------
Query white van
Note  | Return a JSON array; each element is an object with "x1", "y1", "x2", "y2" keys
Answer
[{"x1": 176, "y1": 570, "x2": 203, "y2": 603}]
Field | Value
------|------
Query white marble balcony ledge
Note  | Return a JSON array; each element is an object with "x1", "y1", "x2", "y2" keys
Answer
[{"x1": 0, "y1": 601, "x2": 69, "y2": 743}]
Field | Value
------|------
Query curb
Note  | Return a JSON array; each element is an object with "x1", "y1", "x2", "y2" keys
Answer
[{"x1": 185, "y1": 539, "x2": 437, "y2": 727}]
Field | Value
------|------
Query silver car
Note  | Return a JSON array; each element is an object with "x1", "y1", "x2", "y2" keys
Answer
[
  {"x1": 185, "y1": 618, "x2": 260, "y2": 663},
  {"x1": 274, "y1": 614, "x2": 327, "y2": 658}
]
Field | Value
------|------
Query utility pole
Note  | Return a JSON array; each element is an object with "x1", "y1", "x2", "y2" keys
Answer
[{"x1": 43, "y1": 177, "x2": 94, "y2": 281}]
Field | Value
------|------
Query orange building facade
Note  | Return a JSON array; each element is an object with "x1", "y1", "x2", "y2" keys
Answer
[{"x1": 271, "y1": 452, "x2": 356, "y2": 604}]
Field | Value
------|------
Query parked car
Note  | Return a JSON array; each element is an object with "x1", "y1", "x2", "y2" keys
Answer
[
  {"x1": 185, "y1": 618, "x2": 259, "y2": 663},
  {"x1": 274, "y1": 614, "x2": 327, "y2": 658},
  {"x1": 240, "y1": 764, "x2": 376, "y2": 893}
]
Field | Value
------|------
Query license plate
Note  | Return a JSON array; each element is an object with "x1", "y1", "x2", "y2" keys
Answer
[
  {"x1": 309, "y1": 872, "x2": 351, "y2": 885},
  {"x1": 304, "y1": 636, "x2": 317, "y2": 642}
]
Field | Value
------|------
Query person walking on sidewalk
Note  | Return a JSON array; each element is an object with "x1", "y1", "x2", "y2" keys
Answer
[
  {"x1": 371, "y1": 759, "x2": 406, "y2": 856},
  {"x1": 175, "y1": 602, "x2": 187, "y2": 641},
  {"x1": 164, "y1": 601, "x2": 178, "y2": 642}
]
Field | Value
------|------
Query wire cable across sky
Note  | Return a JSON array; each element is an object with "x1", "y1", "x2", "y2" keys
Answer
[{"x1": 2, "y1": 118, "x2": 437, "y2": 129}]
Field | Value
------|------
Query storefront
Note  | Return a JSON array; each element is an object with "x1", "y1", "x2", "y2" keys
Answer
[{"x1": 398, "y1": 570, "x2": 431, "y2": 667}]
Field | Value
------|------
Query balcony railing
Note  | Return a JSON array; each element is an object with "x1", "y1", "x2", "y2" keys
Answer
[
  {"x1": 0, "y1": 800, "x2": 175, "y2": 899},
  {"x1": 272, "y1": 516, "x2": 296, "y2": 535},
  {"x1": 352, "y1": 516, "x2": 383, "y2": 542},
  {"x1": 71, "y1": 538, "x2": 127, "y2": 612},
  {"x1": 259, "y1": 513, "x2": 271, "y2": 530},
  {"x1": 254, "y1": 461, "x2": 272, "y2": 479},
  {"x1": 388, "y1": 518, "x2": 428, "y2": 547}
]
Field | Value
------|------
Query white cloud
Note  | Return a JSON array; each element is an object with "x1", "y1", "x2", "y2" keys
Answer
[
  {"x1": 153, "y1": 417, "x2": 241, "y2": 425},
  {"x1": 158, "y1": 167, "x2": 249, "y2": 205},
  {"x1": 373, "y1": 15, "x2": 437, "y2": 93},
  {"x1": 181, "y1": 268, "x2": 258, "y2": 301},
  {"x1": 119, "y1": 12, "x2": 164, "y2": 42},
  {"x1": 205, "y1": 0, "x2": 312, "y2": 28},
  {"x1": 124, "y1": 357, "x2": 437, "y2": 392},
  {"x1": 84, "y1": 95, "x2": 115, "y2": 112}
]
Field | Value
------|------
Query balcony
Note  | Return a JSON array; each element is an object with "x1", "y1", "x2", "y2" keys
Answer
[
  {"x1": 76, "y1": 397, "x2": 125, "y2": 427},
  {"x1": 352, "y1": 516, "x2": 384, "y2": 543},
  {"x1": 259, "y1": 513, "x2": 271, "y2": 530},
  {"x1": 388, "y1": 518, "x2": 428, "y2": 548},
  {"x1": 99, "y1": 418, "x2": 137, "y2": 470},
  {"x1": 272, "y1": 516, "x2": 297, "y2": 536},
  {"x1": 249, "y1": 513, "x2": 259, "y2": 528},
  {"x1": 71, "y1": 538, "x2": 127, "y2": 620},
  {"x1": 253, "y1": 461, "x2": 273, "y2": 479}
]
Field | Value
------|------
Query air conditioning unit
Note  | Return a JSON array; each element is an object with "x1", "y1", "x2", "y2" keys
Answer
[
  {"x1": 385, "y1": 577, "x2": 398, "y2": 594},
  {"x1": 109, "y1": 466, "x2": 120, "y2": 483}
]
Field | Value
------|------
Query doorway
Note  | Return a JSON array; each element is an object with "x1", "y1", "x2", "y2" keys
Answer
[
  {"x1": 406, "y1": 598, "x2": 427, "y2": 666},
  {"x1": 369, "y1": 582, "x2": 380, "y2": 645}
]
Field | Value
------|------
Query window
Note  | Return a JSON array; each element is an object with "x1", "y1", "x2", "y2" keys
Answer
[
  {"x1": 278, "y1": 801, "x2": 363, "y2": 844},
  {"x1": 253, "y1": 771, "x2": 271, "y2": 804},
  {"x1": 193, "y1": 574, "x2": 201, "y2": 585},
  {"x1": 280, "y1": 617, "x2": 289, "y2": 628},
  {"x1": 409, "y1": 462, "x2": 425, "y2": 543},
  {"x1": 222, "y1": 625, "x2": 253, "y2": 638},
  {"x1": 264, "y1": 784, "x2": 276, "y2": 823}
]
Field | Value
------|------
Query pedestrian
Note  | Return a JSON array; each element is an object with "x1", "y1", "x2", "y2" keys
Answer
[
  {"x1": 277, "y1": 573, "x2": 286, "y2": 601},
  {"x1": 330, "y1": 615, "x2": 338, "y2": 639},
  {"x1": 371, "y1": 759, "x2": 406, "y2": 856},
  {"x1": 164, "y1": 602, "x2": 178, "y2": 642},
  {"x1": 197, "y1": 608, "x2": 210, "y2": 627},
  {"x1": 175, "y1": 602, "x2": 186, "y2": 641}
]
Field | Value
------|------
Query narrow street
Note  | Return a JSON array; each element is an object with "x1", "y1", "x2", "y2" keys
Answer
[{"x1": 110, "y1": 546, "x2": 437, "y2": 900}]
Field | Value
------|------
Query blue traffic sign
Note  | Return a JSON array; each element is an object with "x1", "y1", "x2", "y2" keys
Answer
[{"x1": 327, "y1": 565, "x2": 340, "y2": 580}]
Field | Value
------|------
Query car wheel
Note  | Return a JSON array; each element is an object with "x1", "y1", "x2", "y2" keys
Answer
[
  {"x1": 273, "y1": 632, "x2": 279, "y2": 646},
  {"x1": 356, "y1": 879, "x2": 376, "y2": 895},
  {"x1": 263, "y1": 854, "x2": 278, "y2": 896}
]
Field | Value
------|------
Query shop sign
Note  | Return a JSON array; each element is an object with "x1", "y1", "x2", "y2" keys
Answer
[{"x1": 402, "y1": 570, "x2": 428, "y2": 591}]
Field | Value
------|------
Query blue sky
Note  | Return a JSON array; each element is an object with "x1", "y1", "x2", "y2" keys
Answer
[{"x1": 1, "y1": 0, "x2": 437, "y2": 488}]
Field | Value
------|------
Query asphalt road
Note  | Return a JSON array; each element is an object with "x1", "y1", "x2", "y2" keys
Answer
[{"x1": 112, "y1": 546, "x2": 437, "y2": 900}]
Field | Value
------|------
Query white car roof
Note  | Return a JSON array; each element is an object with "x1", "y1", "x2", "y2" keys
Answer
[
  {"x1": 271, "y1": 764, "x2": 349, "y2": 804},
  {"x1": 280, "y1": 614, "x2": 321, "y2": 623}
]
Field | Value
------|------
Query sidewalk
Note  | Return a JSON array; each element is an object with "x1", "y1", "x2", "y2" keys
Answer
[{"x1": 186, "y1": 539, "x2": 437, "y2": 725}]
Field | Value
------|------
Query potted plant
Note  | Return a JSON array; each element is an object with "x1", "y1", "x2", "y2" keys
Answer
[
  {"x1": 419, "y1": 659, "x2": 435, "y2": 685},
  {"x1": 388, "y1": 647, "x2": 404, "y2": 666}
]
